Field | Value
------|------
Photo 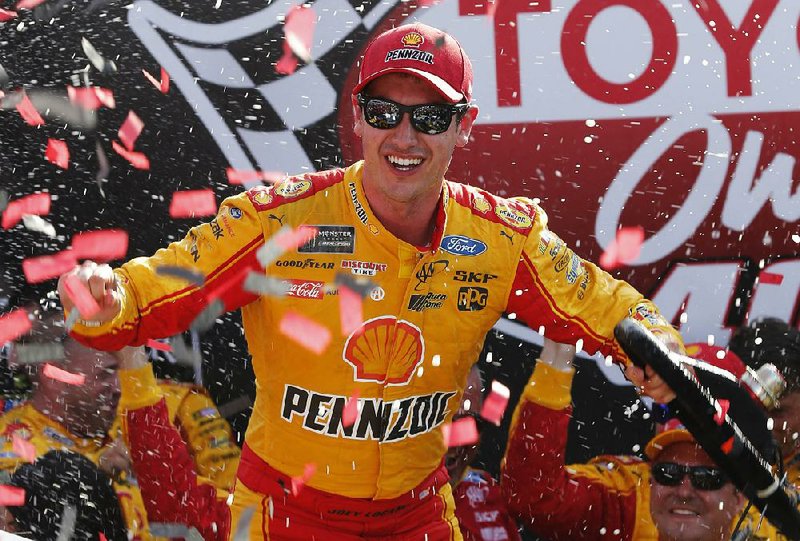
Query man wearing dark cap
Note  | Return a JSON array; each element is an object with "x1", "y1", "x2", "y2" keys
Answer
[{"x1": 57, "y1": 23, "x2": 683, "y2": 539}]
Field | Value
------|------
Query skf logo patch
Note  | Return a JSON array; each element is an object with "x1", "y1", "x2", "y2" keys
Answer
[
  {"x1": 281, "y1": 384, "x2": 456, "y2": 442},
  {"x1": 453, "y1": 270, "x2": 497, "y2": 284},
  {"x1": 343, "y1": 316, "x2": 424, "y2": 386},
  {"x1": 401, "y1": 31, "x2": 424, "y2": 48},
  {"x1": 457, "y1": 287, "x2": 488, "y2": 312},
  {"x1": 275, "y1": 179, "x2": 312, "y2": 198}
]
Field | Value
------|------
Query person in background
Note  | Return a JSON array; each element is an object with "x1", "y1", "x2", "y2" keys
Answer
[
  {"x1": 501, "y1": 338, "x2": 780, "y2": 541},
  {"x1": 449, "y1": 365, "x2": 521, "y2": 541},
  {"x1": 0, "y1": 450, "x2": 127, "y2": 540},
  {"x1": 729, "y1": 317, "x2": 800, "y2": 487},
  {"x1": 0, "y1": 308, "x2": 240, "y2": 539}
]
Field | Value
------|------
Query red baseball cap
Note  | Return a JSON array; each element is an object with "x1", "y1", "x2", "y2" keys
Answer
[{"x1": 353, "y1": 23, "x2": 473, "y2": 103}]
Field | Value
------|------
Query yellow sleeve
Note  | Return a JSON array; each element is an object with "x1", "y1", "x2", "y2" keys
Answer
[{"x1": 119, "y1": 363, "x2": 163, "y2": 411}]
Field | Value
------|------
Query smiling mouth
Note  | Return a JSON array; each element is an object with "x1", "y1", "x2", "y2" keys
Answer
[
  {"x1": 669, "y1": 508, "x2": 701, "y2": 517},
  {"x1": 387, "y1": 155, "x2": 423, "y2": 172}
]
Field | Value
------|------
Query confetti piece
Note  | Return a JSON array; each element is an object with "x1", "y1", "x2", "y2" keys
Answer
[
  {"x1": 226, "y1": 168, "x2": 285, "y2": 186},
  {"x1": 276, "y1": 225, "x2": 318, "y2": 251},
  {"x1": 480, "y1": 380, "x2": 510, "y2": 425},
  {"x1": 22, "y1": 250, "x2": 77, "y2": 284},
  {"x1": 334, "y1": 272, "x2": 376, "y2": 298},
  {"x1": 95, "y1": 140, "x2": 110, "y2": 184},
  {"x1": 99, "y1": 534, "x2": 107, "y2": 541},
  {"x1": 190, "y1": 299, "x2": 224, "y2": 334},
  {"x1": 713, "y1": 398, "x2": 730, "y2": 426},
  {"x1": 15, "y1": 92, "x2": 44, "y2": 126},
  {"x1": 81, "y1": 37, "x2": 117, "y2": 74},
  {"x1": 279, "y1": 311, "x2": 331, "y2": 355},
  {"x1": 290, "y1": 462, "x2": 317, "y2": 496},
  {"x1": 231, "y1": 507, "x2": 256, "y2": 541},
  {"x1": 111, "y1": 140, "x2": 149, "y2": 170},
  {"x1": 0, "y1": 485, "x2": 25, "y2": 506},
  {"x1": 56, "y1": 504, "x2": 77, "y2": 541},
  {"x1": 339, "y1": 286, "x2": 363, "y2": 336},
  {"x1": 12, "y1": 434, "x2": 36, "y2": 462},
  {"x1": 169, "y1": 189, "x2": 217, "y2": 219},
  {"x1": 0, "y1": 9, "x2": 18, "y2": 22},
  {"x1": 146, "y1": 339, "x2": 172, "y2": 352},
  {"x1": 284, "y1": 6, "x2": 316, "y2": 63},
  {"x1": 142, "y1": 67, "x2": 169, "y2": 94},
  {"x1": 442, "y1": 416, "x2": 479, "y2": 447},
  {"x1": 1, "y1": 192, "x2": 51, "y2": 229},
  {"x1": 22, "y1": 214, "x2": 56, "y2": 237},
  {"x1": 67, "y1": 86, "x2": 115, "y2": 109},
  {"x1": 118, "y1": 110, "x2": 144, "y2": 151},
  {"x1": 0, "y1": 190, "x2": 7, "y2": 214},
  {"x1": 156, "y1": 265, "x2": 205, "y2": 286},
  {"x1": 62, "y1": 274, "x2": 101, "y2": 319},
  {"x1": 342, "y1": 390, "x2": 359, "y2": 428},
  {"x1": 759, "y1": 271, "x2": 784, "y2": 285},
  {"x1": 217, "y1": 395, "x2": 253, "y2": 418},
  {"x1": 43, "y1": 363, "x2": 85, "y2": 386},
  {"x1": 0, "y1": 63, "x2": 9, "y2": 87},
  {"x1": 243, "y1": 272, "x2": 290, "y2": 296},
  {"x1": 14, "y1": 342, "x2": 65, "y2": 364},
  {"x1": 600, "y1": 226, "x2": 645, "y2": 270},
  {"x1": 721, "y1": 436, "x2": 735, "y2": 454},
  {"x1": 16, "y1": 0, "x2": 46, "y2": 9},
  {"x1": 71, "y1": 229, "x2": 129, "y2": 261},
  {"x1": 0, "y1": 309, "x2": 31, "y2": 345},
  {"x1": 45, "y1": 138, "x2": 69, "y2": 169}
]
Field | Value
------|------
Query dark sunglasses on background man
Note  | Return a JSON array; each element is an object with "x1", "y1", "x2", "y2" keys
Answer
[
  {"x1": 651, "y1": 462, "x2": 729, "y2": 491},
  {"x1": 357, "y1": 94, "x2": 469, "y2": 135}
]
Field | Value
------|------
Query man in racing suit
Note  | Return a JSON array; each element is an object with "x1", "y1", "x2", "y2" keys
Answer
[
  {"x1": 58, "y1": 22, "x2": 681, "y2": 539},
  {"x1": 502, "y1": 339, "x2": 782, "y2": 540}
]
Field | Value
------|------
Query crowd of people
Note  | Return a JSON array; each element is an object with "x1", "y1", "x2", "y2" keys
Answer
[{"x1": 0, "y1": 21, "x2": 798, "y2": 541}]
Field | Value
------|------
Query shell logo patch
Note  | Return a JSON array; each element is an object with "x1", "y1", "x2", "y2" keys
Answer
[
  {"x1": 401, "y1": 31, "x2": 424, "y2": 48},
  {"x1": 342, "y1": 316, "x2": 424, "y2": 386},
  {"x1": 472, "y1": 196, "x2": 491, "y2": 214},
  {"x1": 275, "y1": 179, "x2": 312, "y2": 198}
]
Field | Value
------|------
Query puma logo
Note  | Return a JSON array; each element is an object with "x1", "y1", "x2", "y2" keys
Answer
[
  {"x1": 500, "y1": 230, "x2": 515, "y2": 244},
  {"x1": 269, "y1": 214, "x2": 285, "y2": 226}
]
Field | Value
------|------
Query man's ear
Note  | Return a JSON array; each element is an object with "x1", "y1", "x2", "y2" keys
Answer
[
  {"x1": 455, "y1": 105, "x2": 479, "y2": 148},
  {"x1": 352, "y1": 95, "x2": 364, "y2": 138}
]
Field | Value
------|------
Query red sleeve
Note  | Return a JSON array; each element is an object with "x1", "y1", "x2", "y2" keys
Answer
[
  {"x1": 454, "y1": 471, "x2": 521, "y2": 541},
  {"x1": 127, "y1": 399, "x2": 231, "y2": 541},
  {"x1": 501, "y1": 393, "x2": 639, "y2": 539}
]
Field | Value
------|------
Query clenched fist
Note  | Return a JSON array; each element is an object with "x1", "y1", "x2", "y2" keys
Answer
[{"x1": 58, "y1": 261, "x2": 122, "y2": 323}]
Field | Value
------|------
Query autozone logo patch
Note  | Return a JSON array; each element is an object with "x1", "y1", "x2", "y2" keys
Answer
[
  {"x1": 281, "y1": 384, "x2": 456, "y2": 442},
  {"x1": 457, "y1": 287, "x2": 488, "y2": 312}
]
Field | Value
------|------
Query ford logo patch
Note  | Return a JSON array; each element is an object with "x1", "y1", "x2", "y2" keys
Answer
[{"x1": 440, "y1": 235, "x2": 487, "y2": 256}]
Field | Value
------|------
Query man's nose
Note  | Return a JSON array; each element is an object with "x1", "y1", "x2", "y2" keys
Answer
[
  {"x1": 675, "y1": 474, "x2": 695, "y2": 496},
  {"x1": 389, "y1": 113, "x2": 418, "y2": 147}
]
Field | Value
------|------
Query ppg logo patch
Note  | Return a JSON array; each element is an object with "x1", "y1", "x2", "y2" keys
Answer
[{"x1": 457, "y1": 287, "x2": 488, "y2": 311}]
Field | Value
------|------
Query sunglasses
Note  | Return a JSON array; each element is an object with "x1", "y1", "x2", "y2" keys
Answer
[
  {"x1": 651, "y1": 462, "x2": 729, "y2": 491},
  {"x1": 357, "y1": 94, "x2": 469, "y2": 135}
]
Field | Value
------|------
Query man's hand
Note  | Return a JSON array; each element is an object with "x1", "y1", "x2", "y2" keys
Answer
[
  {"x1": 58, "y1": 261, "x2": 121, "y2": 323},
  {"x1": 97, "y1": 436, "x2": 132, "y2": 480},
  {"x1": 624, "y1": 363, "x2": 677, "y2": 403}
]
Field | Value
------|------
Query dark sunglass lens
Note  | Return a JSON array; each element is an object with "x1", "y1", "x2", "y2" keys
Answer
[
  {"x1": 652, "y1": 463, "x2": 682, "y2": 486},
  {"x1": 691, "y1": 468, "x2": 726, "y2": 490},
  {"x1": 365, "y1": 99, "x2": 400, "y2": 129},
  {"x1": 413, "y1": 105, "x2": 453, "y2": 134}
]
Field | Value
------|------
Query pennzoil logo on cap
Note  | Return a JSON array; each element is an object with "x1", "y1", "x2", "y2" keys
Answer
[{"x1": 401, "y1": 31, "x2": 424, "y2": 48}]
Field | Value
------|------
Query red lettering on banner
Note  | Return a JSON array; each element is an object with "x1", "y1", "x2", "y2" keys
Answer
[
  {"x1": 690, "y1": 0, "x2": 778, "y2": 97},
  {"x1": 561, "y1": 0, "x2": 677, "y2": 104},
  {"x1": 459, "y1": 0, "x2": 551, "y2": 107}
]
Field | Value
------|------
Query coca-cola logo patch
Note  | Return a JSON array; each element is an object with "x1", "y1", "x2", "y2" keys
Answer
[{"x1": 283, "y1": 279, "x2": 325, "y2": 300}]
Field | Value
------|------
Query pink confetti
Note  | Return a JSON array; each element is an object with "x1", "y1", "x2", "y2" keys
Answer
[
  {"x1": 600, "y1": 226, "x2": 645, "y2": 270},
  {"x1": 67, "y1": 86, "x2": 115, "y2": 109},
  {"x1": 276, "y1": 5, "x2": 317, "y2": 75},
  {"x1": 226, "y1": 168, "x2": 285, "y2": 185},
  {"x1": 0, "y1": 485, "x2": 25, "y2": 506},
  {"x1": 142, "y1": 67, "x2": 169, "y2": 94},
  {"x1": 759, "y1": 271, "x2": 784, "y2": 285},
  {"x1": 146, "y1": 339, "x2": 172, "y2": 352},
  {"x1": 62, "y1": 274, "x2": 101, "y2": 319},
  {"x1": 169, "y1": 189, "x2": 218, "y2": 219},
  {"x1": 276, "y1": 226, "x2": 318, "y2": 251},
  {"x1": 0, "y1": 9, "x2": 17, "y2": 21},
  {"x1": 43, "y1": 363, "x2": 85, "y2": 386},
  {"x1": 339, "y1": 286, "x2": 363, "y2": 336},
  {"x1": 1, "y1": 192, "x2": 51, "y2": 229},
  {"x1": 713, "y1": 399, "x2": 730, "y2": 426},
  {"x1": 15, "y1": 92, "x2": 44, "y2": 126},
  {"x1": 111, "y1": 140, "x2": 150, "y2": 170},
  {"x1": 99, "y1": 534, "x2": 107, "y2": 541},
  {"x1": 12, "y1": 434, "x2": 36, "y2": 463},
  {"x1": 118, "y1": 110, "x2": 144, "y2": 151},
  {"x1": 22, "y1": 251, "x2": 77, "y2": 284},
  {"x1": 442, "y1": 416, "x2": 479, "y2": 447},
  {"x1": 342, "y1": 390, "x2": 360, "y2": 428},
  {"x1": 279, "y1": 311, "x2": 331, "y2": 355},
  {"x1": 480, "y1": 381, "x2": 510, "y2": 426},
  {"x1": 45, "y1": 138, "x2": 69, "y2": 169},
  {"x1": 71, "y1": 229, "x2": 129, "y2": 261},
  {"x1": 0, "y1": 309, "x2": 31, "y2": 345},
  {"x1": 15, "y1": 0, "x2": 45, "y2": 9},
  {"x1": 290, "y1": 462, "x2": 317, "y2": 496}
]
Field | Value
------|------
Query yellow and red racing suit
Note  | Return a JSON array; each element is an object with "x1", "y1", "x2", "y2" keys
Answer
[{"x1": 69, "y1": 161, "x2": 680, "y2": 524}]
